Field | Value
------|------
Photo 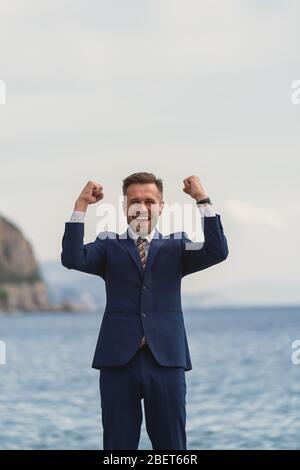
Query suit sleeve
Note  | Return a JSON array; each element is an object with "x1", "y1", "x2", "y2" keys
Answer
[
  {"x1": 61, "y1": 222, "x2": 107, "y2": 277},
  {"x1": 181, "y1": 213, "x2": 229, "y2": 277}
]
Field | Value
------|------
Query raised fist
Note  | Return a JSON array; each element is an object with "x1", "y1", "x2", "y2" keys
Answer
[{"x1": 74, "y1": 181, "x2": 104, "y2": 211}]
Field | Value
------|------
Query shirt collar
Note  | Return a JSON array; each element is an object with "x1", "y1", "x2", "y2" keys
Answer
[{"x1": 127, "y1": 224, "x2": 157, "y2": 243}]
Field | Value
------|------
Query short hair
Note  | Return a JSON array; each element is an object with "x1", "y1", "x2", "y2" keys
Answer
[{"x1": 122, "y1": 172, "x2": 163, "y2": 197}]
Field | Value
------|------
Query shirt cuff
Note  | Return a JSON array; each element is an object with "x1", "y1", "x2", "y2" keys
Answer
[
  {"x1": 197, "y1": 203, "x2": 216, "y2": 217},
  {"x1": 69, "y1": 210, "x2": 86, "y2": 223}
]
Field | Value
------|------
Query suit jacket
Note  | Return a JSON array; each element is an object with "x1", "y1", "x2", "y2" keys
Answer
[{"x1": 61, "y1": 214, "x2": 228, "y2": 371}]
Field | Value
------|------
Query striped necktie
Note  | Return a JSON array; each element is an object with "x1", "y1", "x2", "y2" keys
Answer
[
  {"x1": 136, "y1": 236, "x2": 147, "y2": 348},
  {"x1": 136, "y1": 237, "x2": 147, "y2": 270}
]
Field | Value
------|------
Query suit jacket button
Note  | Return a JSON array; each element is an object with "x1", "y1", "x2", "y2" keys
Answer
[
  {"x1": 141, "y1": 312, "x2": 147, "y2": 317},
  {"x1": 142, "y1": 285, "x2": 147, "y2": 291}
]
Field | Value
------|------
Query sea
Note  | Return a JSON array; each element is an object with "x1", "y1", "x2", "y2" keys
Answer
[{"x1": 0, "y1": 306, "x2": 299, "y2": 450}]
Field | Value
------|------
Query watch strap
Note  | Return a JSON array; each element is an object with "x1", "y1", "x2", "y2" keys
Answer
[{"x1": 196, "y1": 196, "x2": 212, "y2": 205}]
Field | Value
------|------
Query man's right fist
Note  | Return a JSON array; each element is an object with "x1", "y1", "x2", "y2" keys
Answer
[{"x1": 74, "y1": 181, "x2": 104, "y2": 212}]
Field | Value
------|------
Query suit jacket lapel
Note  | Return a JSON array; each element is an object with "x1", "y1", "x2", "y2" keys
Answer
[
  {"x1": 144, "y1": 233, "x2": 165, "y2": 276},
  {"x1": 118, "y1": 230, "x2": 143, "y2": 278}
]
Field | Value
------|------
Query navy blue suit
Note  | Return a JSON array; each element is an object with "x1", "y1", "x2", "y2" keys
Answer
[{"x1": 61, "y1": 214, "x2": 228, "y2": 449}]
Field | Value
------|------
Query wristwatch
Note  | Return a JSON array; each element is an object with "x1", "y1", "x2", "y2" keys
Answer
[{"x1": 196, "y1": 196, "x2": 212, "y2": 205}]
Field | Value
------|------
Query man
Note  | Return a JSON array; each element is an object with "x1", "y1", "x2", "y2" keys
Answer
[{"x1": 61, "y1": 172, "x2": 229, "y2": 450}]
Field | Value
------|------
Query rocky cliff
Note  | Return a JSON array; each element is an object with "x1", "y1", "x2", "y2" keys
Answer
[{"x1": 0, "y1": 214, "x2": 54, "y2": 311}]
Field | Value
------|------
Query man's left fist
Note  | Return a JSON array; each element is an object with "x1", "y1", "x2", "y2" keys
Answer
[{"x1": 182, "y1": 175, "x2": 208, "y2": 201}]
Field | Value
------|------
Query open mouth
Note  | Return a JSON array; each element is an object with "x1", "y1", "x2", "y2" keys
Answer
[{"x1": 134, "y1": 215, "x2": 150, "y2": 220}]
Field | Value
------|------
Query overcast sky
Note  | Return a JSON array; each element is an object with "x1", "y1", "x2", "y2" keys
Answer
[{"x1": 0, "y1": 0, "x2": 299, "y2": 304}]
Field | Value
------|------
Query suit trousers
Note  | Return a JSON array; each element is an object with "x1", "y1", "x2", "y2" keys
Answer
[{"x1": 99, "y1": 342, "x2": 187, "y2": 450}]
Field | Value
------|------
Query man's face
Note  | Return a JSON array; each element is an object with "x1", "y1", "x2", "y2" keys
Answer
[{"x1": 123, "y1": 183, "x2": 164, "y2": 236}]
